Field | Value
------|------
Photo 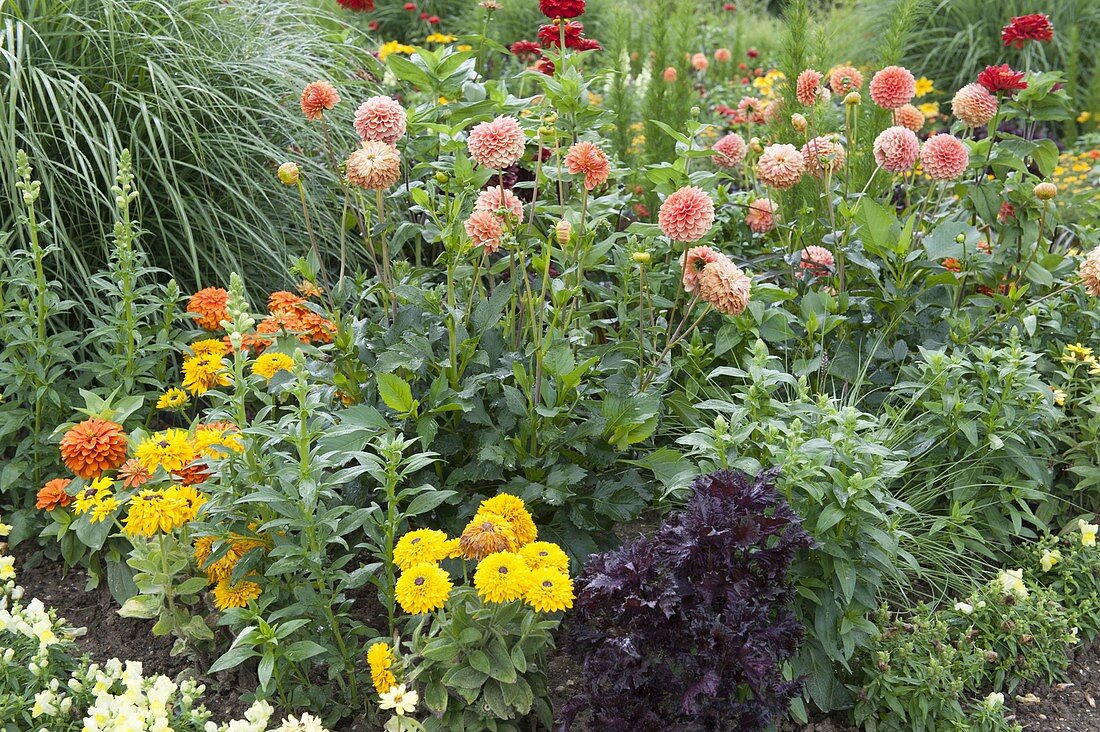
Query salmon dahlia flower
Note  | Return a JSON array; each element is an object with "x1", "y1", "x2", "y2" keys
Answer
[
  {"x1": 474, "y1": 185, "x2": 524, "y2": 219},
  {"x1": 299, "y1": 81, "x2": 340, "y2": 121},
  {"x1": 467, "y1": 116, "x2": 526, "y2": 169},
  {"x1": 795, "y1": 68, "x2": 823, "y2": 106},
  {"x1": 920, "y1": 134, "x2": 969, "y2": 180},
  {"x1": 712, "y1": 133, "x2": 747, "y2": 168},
  {"x1": 801, "y1": 136, "x2": 845, "y2": 177},
  {"x1": 951, "y1": 83, "x2": 999, "y2": 127},
  {"x1": 873, "y1": 126, "x2": 920, "y2": 173},
  {"x1": 755, "y1": 143, "x2": 804, "y2": 189},
  {"x1": 564, "y1": 141, "x2": 610, "y2": 190},
  {"x1": 679, "y1": 245, "x2": 722, "y2": 294},
  {"x1": 893, "y1": 103, "x2": 924, "y2": 132},
  {"x1": 746, "y1": 198, "x2": 777, "y2": 234},
  {"x1": 1079, "y1": 248, "x2": 1100, "y2": 297},
  {"x1": 697, "y1": 257, "x2": 751, "y2": 316},
  {"x1": 869, "y1": 65, "x2": 916, "y2": 109},
  {"x1": 353, "y1": 96, "x2": 407, "y2": 145},
  {"x1": 346, "y1": 141, "x2": 402, "y2": 190},
  {"x1": 658, "y1": 187, "x2": 715, "y2": 242},
  {"x1": 798, "y1": 246, "x2": 834, "y2": 276},
  {"x1": 464, "y1": 210, "x2": 505, "y2": 253},
  {"x1": 828, "y1": 64, "x2": 863, "y2": 94}
]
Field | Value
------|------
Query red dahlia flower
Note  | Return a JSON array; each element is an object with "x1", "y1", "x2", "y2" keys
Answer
[
  {"x1": 573, "y1": 37, "x2": 602, "y2": 52},
  {"x1": 337, "y1": 0, "x2": 374, "y2": 9},
  {"x1": 977, "y1": 64, "x2": 1028, "y2": 96},
  {"x1": 534, "y1": 57, "x2": 556, "y2": 75},
  {"x1": 537, "y1": 20, "x2": 583, "y2": 48},
  {"x1": 510, "y1": 40, "x2": 543, "y2": 61},
  {"x1": 538, "y1": 0, "x2": 586, "y2": 19},
  {"x1": 1001, "y1": 14, "x2": 1053, "y2": 48}
]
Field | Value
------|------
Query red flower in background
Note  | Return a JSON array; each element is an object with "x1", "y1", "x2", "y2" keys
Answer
[
  {"x1": 403, "y1": 2, "x2": 415, "y2": 9},
  {"x1": 977, "y1": 64, "x2": 1028, "y2": 96},
  {"x1": 336, "y1": 0, "x2": 374, "y2": 10},
  {"x1": 428, "y1": 14, "x2": 440, "y2": 24},
  {"x1": 537, "y1": 20, "x2": 583, "y2": 48},
  {"x1": 1001, "y1": 14, "x2": 1053, "y2": 48},
  {"x1": 573, "y1": 37, "x2": 602, "y2": 52},
  {"x1": 746, "y1": 48, "x2": 759, "y2": 59},
  {"x1": 535, "y1": 57, "x2": 556, "y2": 75},
  {"x1": 510, "y1": 40, "x2": 543, "y2": 61},
  {"x1": 368, "y1": 20, "x2": 379, "y2": 30},
  {"x1": 539, "y1": 0, "x2": 586, "y2": 19},
  {"x1": 723, "y1": 3, "x2": 736, "y2": 10}
]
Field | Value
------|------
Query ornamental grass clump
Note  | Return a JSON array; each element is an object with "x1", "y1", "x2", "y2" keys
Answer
[{"x1": 561, "y1": 469, "x2": 814, "y2": 732}]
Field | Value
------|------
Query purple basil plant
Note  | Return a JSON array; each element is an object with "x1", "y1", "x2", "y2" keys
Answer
[{"x1": 559, "y1": 468, "x2": 815, "y2": 732}]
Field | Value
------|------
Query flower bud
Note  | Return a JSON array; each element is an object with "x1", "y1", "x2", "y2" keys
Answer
[
  {"x1": 632, "y1": 251, "x2": 651, "y2": 264},
  {"x1": 844, "y1": 91, "x2": 861, "y2": 106},
  {"x1": 1034, "y1": 181, "x2": 1057, "y2": 200},
  {"x1": 955, "y1": 233, "x2": 966, "y2": 244},
  {"x1": 790, "y1": 113, "x2": 807, "y2": 133},
  {"x1": 277, "y1": 162, "x2": 300, "y2": 186},
  {"x1": 690, "y1": 106, "x2": 700, "y2": 118},
  {"x1": 434, "y1": 171, "x2": 449, "y2": 183},
  {"x1": 749, "y1": 137, "x2": 763, "y2": 153},
  {"x1": 555, "y1": 219, "x2": 572, "y2": 245}
]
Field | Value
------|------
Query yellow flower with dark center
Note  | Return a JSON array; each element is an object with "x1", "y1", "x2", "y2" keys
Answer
[
  {"x1": 525, "y1": 567, "x2": 574, "y2": 612},
  {"x1": 474, "y1": 551, "x2": 530, "y2": 603},
  {"x1": 393, "y1": 529, "x2": 450, "y2": 570},
  {"x1": 476, "y1": 493, "x2": 537, "y2": 546},
  {"x1": 89, "y1": 495, "x2": 119, "y2": 524},
  {"x1": 519, "y1": 541, "x2": 570, "y2": 573},
  {"x1": 189, "y1": 338, "x2": 230, "y2": 357},
  {"x1": 156, "y1": 388, "x2": 190, "y2": 410},
  {"x1": 192, "y1": 422, "x2": 243, "y2": 458},
  {"x1": 367, "y1": 642, "x2": 397, "y2": 694},
  {"x1": 164, "y1": 484, "x2": 207, "y2": 523},
  {"x1": 194, "y1": 535, "x2": 266, "y2": 583},
  {"x1": 72, "y1": 477, "x2": 114, "y2": 515},
  {"x1": 459, "y1": 512, "x2": 517, "y2": 560},
  {"x1": 135, "y1": 429, "x2": 196, "y2": 474},
  {"x1": 394, "y1": 562, "x2": 452, "y2": 614},
  {"x1": 252, "y1": 352, "x2": 295, "y2": 380},
  {"x1": 212, "y1": 578, "x2": 262, "y2": 610},
  {"x1": 123, "y1": 489, "x2": 190, "y2": 537},
  {"x1": 182, "y1": 353, "x2": 231, "y2": 395}
]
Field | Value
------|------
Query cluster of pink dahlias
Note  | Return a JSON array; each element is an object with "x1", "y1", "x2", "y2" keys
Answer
[
  {"x1": 682, "y1": 247, "x2": 752, "y2": 316},
  {"x1": 798, "y1": 246, "x2": 835, "y2": 277},
  {"x1": 801, "y1": 136, "x2": 845, "y2": 178},
  {"x1": 463, "y1": 185, "x2": 525, "y2": 254}
]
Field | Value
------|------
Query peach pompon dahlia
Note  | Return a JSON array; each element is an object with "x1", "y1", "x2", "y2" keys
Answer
[
  {"x1": 869, "y1": 65, "x2": 916, "y2": 109},
  {"x1": 353, "y1": 96, "x2": 407, "y2": 145},
  {"x1": 920, "y1": 134, "x2": 969, "y2": 181},
  {"x1": 60, "y1": 418, "x2": 128, "y2": 479},
  {"x1": 467, "y1": 116, "x2": 526, "y2": 169},
  {"x1": 795, "y1": 68, "x2": 823, "y2": 106},
  {"x1": 679, "y1": 245, "x2": 722, "y2": 294},
  {"x1": 658, "y1": 186, "x2": 715, "y2": 242},
  {"x1": 893, "y1": 103, "x2": 924, "y2": 132},
  {"x1": 873, "y1": 126, "x2": 920, "y2": 173},
  {"x1": 801, "y1": 136, "x2": 845, "y2": 177},
  {"x1": 1079, "y1": 248, "x2": 1100, "y2": 297},
  {"x1": 951, "y1": 83, "x2": 998, "y2": 127},
  {"x1": 564, "y1": 141, "x2": 611, "y2": 190},
  {"x1": 746, "y1": 198, "x2": 777, "y2": 234},
  {"x1": 712, "y1": 133, "x2": 747, "y2": 168},
  {"x1": 798, "y1": 246, "x2": 835, "y2": 276},
  {"x1": 697, "y1": 257, "x2": 751, "y2": 316},
  {"x1": 464, "y1": 210, "x2": 505, "y2": 253},
  {"x1": 828, "y1": 64, "x2": 863, "y2": 94},
  {"x1": 474, "y1": 185, "x2": 524, "y2": 219},
  {"x1": 756, "y1": 143, "x2": 804, "y2": 189},
  {"x1": 299, "y1": 81, "x2": 340, "y2": 121},
  {"x1": 346, "y1": 141, "x2": 402, "y2": 190}
]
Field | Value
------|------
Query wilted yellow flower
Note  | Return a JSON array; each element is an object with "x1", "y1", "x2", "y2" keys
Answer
[
  {"x1": 476, "y1": 494, "x2": 537, "y2": 546},
  {"x1": 1061, "y1": 343, "x2": 1095, "y2": 365}
]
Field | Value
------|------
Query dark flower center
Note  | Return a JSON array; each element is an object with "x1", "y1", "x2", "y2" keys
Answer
[
  {"x1": 498, "y1": 567, "x2": 509, "y2": 574},
  {"x1": 158, "y1": 440, "x2": 170, "y2": 449},
  {"x1": 542, "y1": 581, "x2": 553, "y2": 588},
  {"x1": 411, "y1": 537, "x2": 421, "y2": 545},
  {"x1": 414, "y1": 577, "x2": 425, "y2": 586}
]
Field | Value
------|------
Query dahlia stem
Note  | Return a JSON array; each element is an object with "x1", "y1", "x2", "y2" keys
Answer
[{"x1": 376, "y1": 188, "x2": 394, "y2": 322}]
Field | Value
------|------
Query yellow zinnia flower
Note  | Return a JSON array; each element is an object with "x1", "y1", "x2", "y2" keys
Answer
[
  {"x1": 425, "y1": 33, "x2": 456, "y2": 43},
  {"x1": 182, "y1": 353, "x2": 231, "y2": 395},
  {"x1": 252, "y1": 352, "x2": 295, "y2": 380},
  {"x1": 394, "y1": 563, "x2": 452, "y2": 614},
  {"x1": 519, "y1": 541, "x2": 570, "y2": 573},
  {"x1": 72, "y1": 477, "x2": 114, "y2": 515},
  {"x1": 473, "y1": 552, "x2": 530, "y2": 603},
  {"x1": 914, "y1": 76, "x2": 936, "y2": 98},
  {"x1": 476, "y1": 494, "x2": 537, "y2": 546},
  {"x1": 189, "y1": 338, "x2": 230, "y2": 357},
  {"x1": 156, "y1": 388, "x2": 190, "y2": 410},
  {"x1": 524, "y1": 567, "x2": 574, "y2": 612},
  {"x1": 393, "y1": 529, "x2": 450, "y2": 570},
  {"x1": 367, "y1": 642, "x2": 397, "y2": 694},
  {"x1": 212, "y1": 578, "x2": 262, "y2": 610},
  {"x1": 124, "y1": 489, "x2": 191, "y2": 537},
  {"x1": 89, "y1": 495, "x2": 119, "y2": 524},
  {"x1": 135, "y1": 429, "x2": 196, "y2": 474}
]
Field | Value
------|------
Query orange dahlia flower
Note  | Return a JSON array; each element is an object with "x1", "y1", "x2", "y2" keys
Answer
[{"x1": 60, "y1": 418, "x2": 128, "y2": 479}]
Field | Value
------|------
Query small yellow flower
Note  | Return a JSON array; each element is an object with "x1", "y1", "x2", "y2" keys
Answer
[
  {"x1": 456, "y1": 44, "x2": 473, "y2": 52},
  {"x1": 917, "y1": 102, "x2": 940, "y2": 118},
  {"x1": 0, "y1": 555, "x2": 15, "y2": 580},
  {"x1": 1040, "y1": 548, "x2": 1062, "y2": 572},
  {"x1": 914, "y1": 76, "x2": 936, "y2": 98},
  {"x1": 251, "y1": 352, "x2": 295, "y2": 380},
  {"x1": 212, "y1": 578, "x2": 262, "y2": 610},
  {"x1": 1078, "y1": 111, "x2": 1092, "y2": 124},
  {"x1": 1052, "y1": 387, "x2": 1067, "y2": 406},
  {"x1": 156, "y1": 388, "x2": 190, "y2": 410},
  {"x1": 1079, "y1": 519, "x2": 1098, "y2": 547},
  {"x1": 367, "y1": 642, "x2": 397, "y2": 694},
  {"x1": 425, "y1": 33, "x2": 456, "y2": 43},
  {"x1": 1061, "y1": 343, "x2": 1096, "y2": 365},
  {"x1": 378, "y1": 41, "x2": 416, "y2": 61},
  {"x1": 89, "y1": 495, "x2": 119, "y2": 524}
]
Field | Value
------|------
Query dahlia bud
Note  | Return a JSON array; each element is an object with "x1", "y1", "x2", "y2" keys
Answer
[
  {"x1": 632, "y1": 251, "x2": 651, "y2": 264},
  {"x1": 749, "y1": 137, "x2": 763, "y2": 153},
  {"x1": 277, "y1": 162, "x2": 300, "y2": 186},
  {"x1": 435, "y1": 171, "x2": 449, "y2": 183},
  {"x1": 844, "y1": 91, "x2": 861, "y2": 106},
  {"x1": 791, "y1": 113, "x2": 808, "y2": 133},
  {"x1": 1034, "y1": 181, "x2": 1057, "y2": 200},
  {"x1": 955, "y1": 233, "x2": 966, "y2": 244},
  {"x1": 555, "y1": 219, "x2": 573, "y2": 245},
  {"x1": 690, "y1": 106, "x2": 701, "y2": 118}
]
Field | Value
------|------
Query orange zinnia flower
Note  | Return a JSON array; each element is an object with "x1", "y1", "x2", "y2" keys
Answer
[
  {"x1": 187, "y1": 287, "x2": 229, "y2": 331},
  {"x1": 36, "y1": 478, "x2": 73, "y2": 511},
  {"x1": 118, "y1": 458, "x2": 152, "y2": 489},
  {"x1": 268, "y1": 291, "x2": 305, "y2": 315},
  {"x1": 59, "y1": 418, "x2": 128, "y2": 479}
]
